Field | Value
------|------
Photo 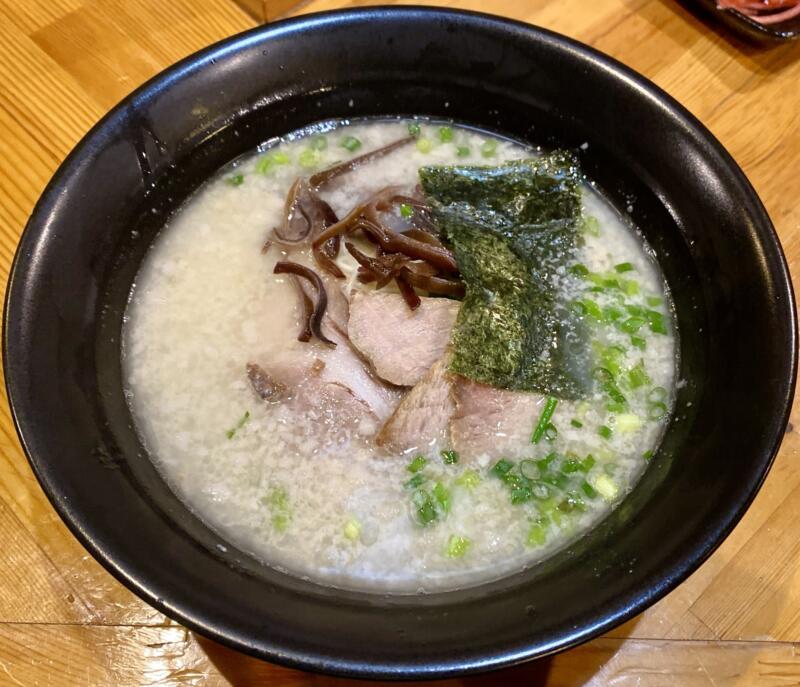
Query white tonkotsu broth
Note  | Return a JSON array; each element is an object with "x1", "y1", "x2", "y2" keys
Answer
[{"x1": 123, "y1": 120, "x2": 676, "y2": 592}]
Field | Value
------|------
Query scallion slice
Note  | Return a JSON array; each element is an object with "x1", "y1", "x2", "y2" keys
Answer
[
  {"x1": 407, "y1": 455, "x2": 427, "y2": 473},
  {"x1": 440, "y1": 449, "x2": 459, "y2": 465},
  {"x1": 491, "y1": 458, "x2": 515, "y2": 478},
  {"x1": 480, "y1": 139, "x2": 497, "y2": 157},
  {"x1": 446, "y1": 534, "x2": 471, "y2": 558},
  {"x1": 532, "y1": 397, "x2": 558, "y2": 444},
  {"x1": 340, "y1": 136, "x2": 362, "y2": 152},
  {"x1": 226, "y1": 410, "x2": 250, "y2": 439}
]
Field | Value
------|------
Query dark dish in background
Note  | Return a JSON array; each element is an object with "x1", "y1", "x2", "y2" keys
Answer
[
  {"x1": 692, "y1": 0, "x2": 800, "y2": 41},
  {"x1": 3, "y1": 6, "x2": 796, "y2": 679}
]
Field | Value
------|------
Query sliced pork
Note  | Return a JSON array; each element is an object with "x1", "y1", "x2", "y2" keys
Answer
[
  {"x1": 450, "y1": 378, "x2": 545, "y2": 459},
  {"x1": 375, "y1": 356, "x2": 456, "y2": 453},
  {"x1": 348, "y1": 291, "x2": 459, "y2": 386}
]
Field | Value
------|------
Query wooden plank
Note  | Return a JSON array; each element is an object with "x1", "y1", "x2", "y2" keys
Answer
[
  {"x1": 234, "y1": 0, "x2": 305, "y2": 22},
  {"x1": 0, "y1": 624, "x2": 799, "y2": 686}
]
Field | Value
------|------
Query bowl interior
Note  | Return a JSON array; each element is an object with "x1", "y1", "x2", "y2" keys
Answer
[{"x1": 4, "y1": 7, "x2": 795, "y2": 678}]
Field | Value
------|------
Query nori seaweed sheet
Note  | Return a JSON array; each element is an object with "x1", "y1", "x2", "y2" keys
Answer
[{"x1": 419, "y1": 152, "x2": 589, "y2": 399}]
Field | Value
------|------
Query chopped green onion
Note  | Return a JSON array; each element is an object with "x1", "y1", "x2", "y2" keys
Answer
[
  {"x1": 456, "y1": 145, "x2": 470, "y2": 157},
  {"x1": 543, "y1": 423, "x2": 558, "y2": 442},
  {"x1": 559, "y1": 492, "x2": 587, "y2": 513},
  {"x1": 596, "y1": 344, "x2": 626, "y2": 378},
  {"x1": 536, "y1": 453, "x2": 557, "y2": 472},
  {"x1": 630, "y1": 335, "x2": 647, "y2": 350},
  {"x1": 480, "y1": 139, "x2": 497, "y2": 157},
  {"x1": 569, "y1": 263, "x2": 590, "y2": 278},
  {"x1": 455, "y1": 469, "x2": 481, "y2": 489},
  {"x1": 598, "y1": 425, "x2": 613, "y2": 440},
  {"x1": 405, "y1": 473, "x2": 426, "y2": 489},
  {"x1": 407, "y1": 121, "x2": 421, "y2": 136},
  {"x1": 539, "y1": 499, "x2": 563, "y2": 527},
  {"x1": 407, "y1": 455, "x2": 427, "y2": 473},
  {"x1": 616, "y1": 413, "x2": 643, "y2": 433},
  {"x1": 340, "y1": 136, "x2": 362, "y2": 152},
  {"x1": 643, "y1": 449, "x2": 654, "y2": 461},
  {"x1": 594, "y1": 367, "x2": 627, "y2": 407},
  {"x1": 646, "y1": 309, "x2": 668, "y2": 335},
  {"x1": 439, "y1": 126, "x2": 454, "y2": 142},
  {"x1": 579, "y1": 298, "x2": 603, "y2": 321},
  {"x1": 433, "y1": 482, "x2": 451, "y2": 514},
  {"x1": 619, "y1": 316, "x2": 647, "y2": 334},
  {"x1": 560, "y1": 458, "x2": 582, "y2": 474},
  {"x1": 225, "y1": 410, "x2": 250, "y2": 439},
  {"x1": 581, "y1": 215, "x2": 601, "y2": 237},
  {"x1": 541, "y1": 472, "x2": 570, "y2": 490},
  {"x1": 623, "y1": 279, "x2": 640, "y2": 296},
  {"x1": 647, "y1": 296, "x2": 663, "y2": 307},
  {"x1": 532, "y1": 397, "x2": 559, "y2": 444},
  {"x1": 416, "y1": 138, "x2": 433, "y2": 153},
  {"x1": 411, "y1": 489, "x2": 438, "y2": 526},
  {"x1": 527, "y1": 521, "x2": 548, "y2": 546},
  {"x1": 627, "y1": 361, "x2": 650, "y2": 389},
  {"x1": 580, "y1": 455, "x2": 596, "y2": 472},
  {"x1": 511, "y1": 486, "x2": 533, "y2": 504},
  {"x1": 519, "y1": 459, "x2": 538, "y2": 480},
  {"x1": 581, "y1": 481, "x2": 598, "y2": 499},
  {"x1": 592, "y1": 474, "x2": 619, "y2": 502},
  {"x1": 298, "y1": 149, "x2": 320, "y2": 168},
  {"x1": 399, "y1": 203, "x2": 414, "y2": 219},
  {"x1": 603, "y1": 305, "x2": 625, "y2": 323},
  {"x1": 255, "y1": 156, "x2": 272, "y2": 175},
  {"x1": 614, "y1": 262, "x2": 635, "y2": 273},
  {"x1": 491, "y1": 458, "x2": 515, "y2": 478},
  {"x1": 440, "y1": 449, "x2": 459, "y2": 465},
  {"x1": 226, "y1": 173, "x2": 244, "y2": 187},
  {"x1": 343, "y1": 518, "x2": 361, "y2": 541},
  {"x1": 647, "y1": 402, "x2": 668, "y2": 421},
  {"x1": 255, "y1": 151, "x2": 290, "y2": 175},
  {"x1": 265, "y1": 486, "x2": 291, "y2": 532},
  {"x1": 570, "y1": 418, "x2": 583, "y2": 428},
  {"x1": 446, "y1": 534, "x2": 471, "y2": 558}
]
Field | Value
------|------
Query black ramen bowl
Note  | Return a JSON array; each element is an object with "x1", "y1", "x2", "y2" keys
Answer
[{"x1": 3, "y1": 6, "x2": 796, "y2": 680}]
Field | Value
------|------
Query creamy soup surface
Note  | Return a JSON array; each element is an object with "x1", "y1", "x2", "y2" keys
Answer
[{"x1": 123, "y1": 119, "x2": 677, "y2": 592}]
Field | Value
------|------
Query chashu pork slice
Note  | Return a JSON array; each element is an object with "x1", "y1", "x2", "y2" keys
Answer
[
  {"x1": 348, "y1": 291, "x2": 459, "y2": 387},
  {"x1": 375, "y1": 355, "x2": 456, "y2": 454},
  {"x1": 450, "y1": 378, "x2": 545, "y2": 460}
]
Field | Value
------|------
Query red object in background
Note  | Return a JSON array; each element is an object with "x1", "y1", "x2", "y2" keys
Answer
[{"x1": 717, "y1": 0, "x2": 800, "y2": 24}]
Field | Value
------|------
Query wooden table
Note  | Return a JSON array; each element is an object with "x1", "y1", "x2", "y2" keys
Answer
[{"x1": 0, "y1": 0, "x2": 798, "y2": 683}]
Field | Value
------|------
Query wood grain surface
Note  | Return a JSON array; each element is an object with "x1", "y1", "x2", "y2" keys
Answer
[{"x1": 0, "y1": 0, "x2": 798, "y2": 684}]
